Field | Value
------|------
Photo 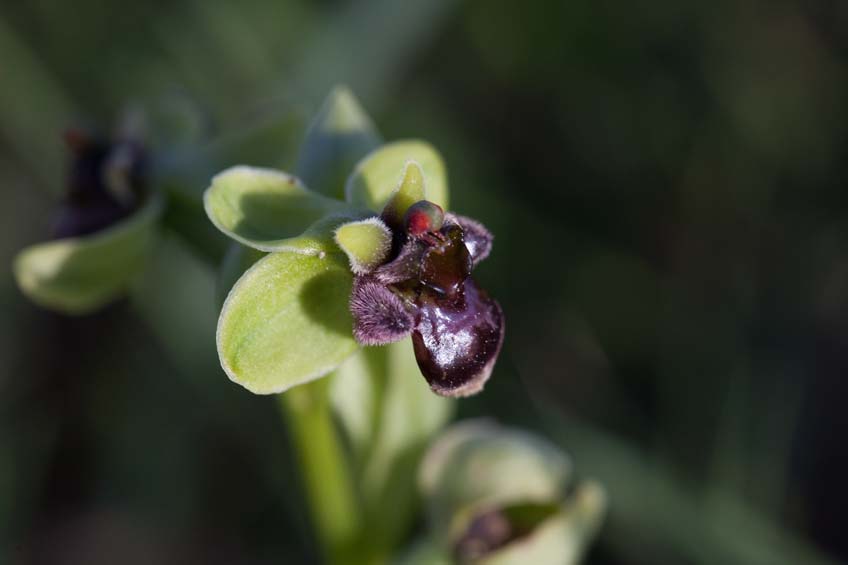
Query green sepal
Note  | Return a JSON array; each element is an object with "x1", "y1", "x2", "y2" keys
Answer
[
  {"x1": 204, "y1": 165, "x2": 355, "y2": 251},
  {"x1": 215, "y1": 208, "x2": 364, "y2": 309},
  {"x1": 381, "y1": 160, "x2": 426, "y2": 228},
  {"x1": 295, "y1": 85, "x2": 382, "y2": 199},
  {"x1": 217, "y1": 244, "x2": 359, "y2": 395},
  {"x1": 345, "y1": 140, "x2": 448, "y2": 213},
  {"x1": 333, "y1": 217, "x2": 392, "y2": 274},
  {"x1": 13, "y1": 194, "x2": 163, "y2": 315},
  {"x1": 269, "y1": 212, "x2": 370, "y2": 256}
]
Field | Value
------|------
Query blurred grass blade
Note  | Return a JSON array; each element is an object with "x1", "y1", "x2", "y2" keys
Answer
[
  {"x1": 539, "y1": 408, "x2": 841, "y2": 565},
  {"x1": 280, "y1": 0, "x2": 459, "y2": 104},
  {"x1": 13, "y1": 194, "x2": 163, "y2": 315},
  {"x1": 0, "y1": 15, "x2": 78, "y2": 195}
]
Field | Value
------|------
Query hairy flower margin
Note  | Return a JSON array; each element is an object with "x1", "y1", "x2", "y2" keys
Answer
[{"x1": 204, "y1": 88, "x2": 504, "y2": 397}]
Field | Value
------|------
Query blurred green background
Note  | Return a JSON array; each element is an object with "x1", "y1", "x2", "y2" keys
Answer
[{"x1": 2, "y1": 0, "x2": 848, "y2": 563}]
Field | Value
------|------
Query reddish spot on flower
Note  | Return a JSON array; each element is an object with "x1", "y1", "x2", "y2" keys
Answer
[{"x1": 404, "y1": 200, "x2": 444, "y2": 238}]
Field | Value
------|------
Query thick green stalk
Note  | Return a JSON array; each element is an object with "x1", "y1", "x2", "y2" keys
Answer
[{"x1": 279, "y1": 379, "x2": 359, "y2": 565}]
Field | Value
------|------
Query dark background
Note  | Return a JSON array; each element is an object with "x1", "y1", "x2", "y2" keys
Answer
[{"x1": 2, "y1": 1, "x2": 847, "y2": 563}]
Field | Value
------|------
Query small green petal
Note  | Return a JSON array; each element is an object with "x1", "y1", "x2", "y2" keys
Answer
[
  {"x1": 345, "y1": 140, "x2": 448, "y2": 212},
  {"x1": 295, "y1": 85, "x2": 382, "y2": 199},
  {"x1": 217, "y1": 249, "x2": 358, "y2": 395},
  {"x1": 333, "y1": 217, "x2": 392, "y2": 274},
  {"x1": 381, "y1": 160, "x2": 426, "y2": 226},
  {"x1": 13, "y1": 194, "x2": 163, "y2": 315},
  {"x1": 204, "y1": 165, "x2": 354, "y2": 251}
]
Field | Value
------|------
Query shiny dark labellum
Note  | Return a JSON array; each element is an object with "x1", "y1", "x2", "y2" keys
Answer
[
  {"x1": 349, "y1": 203, "x2": 503, "y2": 397},
  {"x1": 413, "y1": 276, "x2": 504, "y2": 397}
]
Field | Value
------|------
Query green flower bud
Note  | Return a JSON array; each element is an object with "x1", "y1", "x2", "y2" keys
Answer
[{"x1": 419, "y1": 420, "x2": 606, "y2": 564}]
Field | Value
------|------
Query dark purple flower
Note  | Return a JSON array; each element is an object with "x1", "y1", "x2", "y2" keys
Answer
[
  {"x1": 52, "y1": 128, "x2": 148, "y2": 239},
  {"x1": 348, "y1": 200, "x2": 503, "y2": 397}
]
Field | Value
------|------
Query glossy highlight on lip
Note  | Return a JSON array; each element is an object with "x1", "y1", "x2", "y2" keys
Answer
[{"x1": 413, "y1": 276, "x2": 504, "y2": 397}]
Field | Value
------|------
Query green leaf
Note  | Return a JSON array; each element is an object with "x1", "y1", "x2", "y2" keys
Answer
[
  {"x1": 295, "y1": 85, "x2": 382, "y2": 199},
  {"x1": 13, "y1": 194, "x2": 163, "y2": 315},
  {"x1": 330, "y1": 339, "x2": 454, "y2": 557},
  {"x1": 334, "y1": 217, "x2": 392, "y2": 274},
  {"x1": 204, "y1": 165, "x2": 355, "y2": 251},
  {"x1": 217, "y1": 248, "x2": 359, "y2": 394},
  {"x1": 130, "y1": 232, "x2": 220, "y2": 379},
  {"x1": 345, "y1": 140, "x2": 448, "y2": 212}
]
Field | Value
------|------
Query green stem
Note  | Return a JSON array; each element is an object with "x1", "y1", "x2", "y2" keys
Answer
[{"x1": 278, "y1": 379, "x2": 359, "y2": 565}]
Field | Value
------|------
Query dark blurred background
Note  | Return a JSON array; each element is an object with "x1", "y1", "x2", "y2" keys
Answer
[{"x1": 2, "y1": 1, "x2": 848, "y2": 563}]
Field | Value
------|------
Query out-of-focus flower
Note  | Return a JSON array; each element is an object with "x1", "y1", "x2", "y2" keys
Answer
[
  {"x1": 13, "y1": 123, "x2": 162, "y2": 315},
  {"x1": 52, "y1": 127, "x2": 148, "y2": 238},
  {"x1": 413, "y1": 420, "x2": 606, "y2": 565}
]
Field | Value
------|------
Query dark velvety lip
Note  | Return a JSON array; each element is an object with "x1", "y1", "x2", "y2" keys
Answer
[
  {"x1": 349, "y1": 200, "x2": 503, "y2": 397},
  {"x1": 412, "y1": 278, "x2": 504, "y2": 398}
]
